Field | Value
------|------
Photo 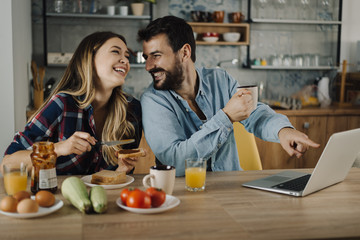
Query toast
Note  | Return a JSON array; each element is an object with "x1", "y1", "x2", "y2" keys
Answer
[
  {"x1": 115, "y1": 148, "x2": 146, "y2": 158},
  {"x1": 91, "y1": 170, "x2": 126, "y2": 185}
]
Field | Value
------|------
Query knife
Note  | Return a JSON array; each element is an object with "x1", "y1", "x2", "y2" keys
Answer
[{"x1": 95, "y1": 139, "x2": 135, "y2": 147}]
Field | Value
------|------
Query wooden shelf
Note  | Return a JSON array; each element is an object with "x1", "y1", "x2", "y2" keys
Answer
[{"x1": 188, "y1": 22, "x2": 249, "y2": 45}]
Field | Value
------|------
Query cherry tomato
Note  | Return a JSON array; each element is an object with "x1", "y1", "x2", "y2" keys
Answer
[
  {"x1": 146, "y1": 187, "x2": 166, "y2": 208},
  {"x1": 126, "y1": 190, "x2": 151, "y2": 209},
  {"x1": 120, "y1": 188, "x2": 138, "y2": 205}
]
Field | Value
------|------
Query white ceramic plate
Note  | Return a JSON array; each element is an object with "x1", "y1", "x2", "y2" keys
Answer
[
  {"x1": 0, "y1": 196, "x2": 63, "y2": 219},
  {"x1": 116, "y1": 195, "x2": 180, "y2": 214},
  {"x1": 81, "y1": 175, "x2": 134, "y2": 189}
]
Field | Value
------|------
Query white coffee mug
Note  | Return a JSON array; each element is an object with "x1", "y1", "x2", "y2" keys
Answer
[
  {"x1": 237, "y1": 85, "x2": 258, "y2": 112},
  {"x1": 107, "y1": 6, "x2": 115, "y2": 15},
  {"x1": 120, "y1": 6, "x2": 128, "y2": 16},
  {"x1": 143, "y1": 165, "x2": 176, "y2": 195}
]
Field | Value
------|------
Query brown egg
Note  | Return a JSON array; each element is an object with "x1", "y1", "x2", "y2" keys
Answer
[
  {"x1": 13, "y1": 191, "x2": 31, "y2": 202},
  {"x1": 35, "y1": 190, "x2": 55, "y2": 207},
  {"x1": 17, "y1": 199, "x2": 39, "y2": 213},
  {"x1": 0, "y1": 196, "x2": 18, "y2": 212}
]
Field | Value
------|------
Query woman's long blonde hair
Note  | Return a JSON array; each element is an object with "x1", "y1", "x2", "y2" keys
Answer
[{"x1": 30, "y1": 31, "x2": 135, "y2": 165}]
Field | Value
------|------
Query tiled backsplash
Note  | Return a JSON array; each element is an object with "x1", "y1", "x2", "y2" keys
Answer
[{"x1": 32, "y1": 0, "x2": 338, "y2": 102}]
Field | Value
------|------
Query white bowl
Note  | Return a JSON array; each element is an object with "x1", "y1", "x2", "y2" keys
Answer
[
  {"x1": 223, "y1": 32, "x2": 241, "y2": 42},
  {"x1": 202, "y1": 36, "x2": 219, "y2": 43}
]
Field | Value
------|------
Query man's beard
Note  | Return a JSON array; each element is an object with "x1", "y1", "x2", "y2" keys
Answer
[{"x1": 150, "y1": 59, "x2": 184, "y2": 91}]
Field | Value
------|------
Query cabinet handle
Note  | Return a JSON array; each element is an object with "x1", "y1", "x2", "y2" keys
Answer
[{"x1": 303, "y1": 122, "x2": 310, "y2": 129}]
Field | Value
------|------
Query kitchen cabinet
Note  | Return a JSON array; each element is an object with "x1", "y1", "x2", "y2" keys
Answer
[
  {"x1": 246, "y1": 0, "x2": 342, "y2": 70},
  {"x1": 188, "y1": 22, "x2": 250, "y2": 46},
  {"x1": 255, "y1": 107, "x2": 360, "y2": 169},
  {"x1": 41, "y1": 0, "x2": 153, "y2": 67}
]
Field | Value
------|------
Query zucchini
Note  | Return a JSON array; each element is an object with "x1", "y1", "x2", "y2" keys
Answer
[
  {"x1": 89, "y1": 186, "x2": 108, "y2": 214},
  {"x1": 61, "y1": 176, "x2": 92, "y2": 213}
]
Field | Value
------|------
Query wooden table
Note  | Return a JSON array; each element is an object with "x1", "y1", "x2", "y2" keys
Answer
[{"x1": 1, "y1": 168, "x2": 360, "y2": 240}]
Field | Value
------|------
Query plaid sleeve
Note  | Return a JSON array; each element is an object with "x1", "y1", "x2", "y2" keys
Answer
[{"x1": 4, "y1": 94, "x2": 66, "y2": 155}]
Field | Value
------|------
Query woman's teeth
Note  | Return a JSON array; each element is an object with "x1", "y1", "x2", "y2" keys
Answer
[{"x1": 114, "y1": 67, "x2": 125, "y2": 73}]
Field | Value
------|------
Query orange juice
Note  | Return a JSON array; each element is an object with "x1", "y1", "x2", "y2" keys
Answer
[
  {"x1": 4, "y1": 172, "x2": 28, "y2": 195},
  {"x1": 185, "y1": 167, "x2": 206, "y2": 189}
]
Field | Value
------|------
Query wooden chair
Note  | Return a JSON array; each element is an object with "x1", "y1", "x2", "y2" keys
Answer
[
  {"x1": 133, "y1": 131, "x2": 156, "y2": 174},
  {"x1": 233, "y1": 122, "x2": 263, "y2": 170}
]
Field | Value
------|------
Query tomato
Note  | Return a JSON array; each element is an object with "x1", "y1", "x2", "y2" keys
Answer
[
  {"x1": 120, "y1": 188, "x2": 138, "y2": 205},
  {"x1": 126, "y1": 190, "x2": 151, "y2": 208},
  {"x1": 146, "y1": 187, "x2": 166, "y2": 208}
]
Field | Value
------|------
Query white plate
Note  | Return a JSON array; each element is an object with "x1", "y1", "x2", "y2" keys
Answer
[
  {"x1": 0, "y1": 196, "x2": 63, "y2": 219},
  {"x1": 116, "y1": 195, "x2": 180, "y2": 214},
  {"x1": 81, "y1": 175, "x2": 134, "y2": 189}
]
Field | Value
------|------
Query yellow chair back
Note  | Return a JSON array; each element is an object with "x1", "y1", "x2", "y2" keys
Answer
[{"x1": 233, "y1": 122, "x2": 263, "y2": 170}]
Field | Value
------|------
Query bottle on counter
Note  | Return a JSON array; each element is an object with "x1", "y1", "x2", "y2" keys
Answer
[{"x1": 30, "y1": 142, "x2": 58, "y2": 194}]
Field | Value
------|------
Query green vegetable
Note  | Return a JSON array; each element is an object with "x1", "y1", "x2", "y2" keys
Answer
[
  {"x1": 61, "y1": 176, "x2": 92, "y2": 213},
  {"x1": 90, "y1": 186, "x2": 108, "y2": 214}
]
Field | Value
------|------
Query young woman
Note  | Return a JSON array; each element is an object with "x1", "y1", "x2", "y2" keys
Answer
[{"x1": 1, "y1": 31, "x2": 142, "y2": 175}]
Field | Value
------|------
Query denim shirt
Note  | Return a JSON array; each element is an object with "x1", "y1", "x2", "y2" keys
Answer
[{"x1": 141, "y1": 67, "x2": 293, "y2": 176}]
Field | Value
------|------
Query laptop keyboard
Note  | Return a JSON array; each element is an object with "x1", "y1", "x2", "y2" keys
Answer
[{"x1": 272, "y1": 174, "x2": 311, "y2": 191}]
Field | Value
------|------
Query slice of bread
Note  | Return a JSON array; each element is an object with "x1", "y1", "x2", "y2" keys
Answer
[
  {"x1": 91, "y1": 170, "x2": 126, "y2": 185},
  {"x1": 115, "y1": 148, "x2": 146, "y2": 158}
]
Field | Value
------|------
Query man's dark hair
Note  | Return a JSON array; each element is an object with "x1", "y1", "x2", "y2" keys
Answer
[{"x1": 138, "y1": 15, "x2": 196, "y2": 62}]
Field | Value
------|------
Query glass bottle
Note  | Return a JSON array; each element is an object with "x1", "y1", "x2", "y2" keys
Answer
[{"x1": 30, "y1": 142, "x2": 58, "y2": 194}]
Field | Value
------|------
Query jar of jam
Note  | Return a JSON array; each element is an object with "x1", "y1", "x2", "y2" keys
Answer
[{"x1": 30, "y1": 142, "x2": 58, "y2": 194}]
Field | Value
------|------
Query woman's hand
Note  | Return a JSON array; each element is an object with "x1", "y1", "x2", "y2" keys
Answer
[
  {"x1": 54, "y1": 131, "x2": 97, "y2": 157},
  {"x1": 116, "y1": 157, "x2": 138, "y2": 174}
]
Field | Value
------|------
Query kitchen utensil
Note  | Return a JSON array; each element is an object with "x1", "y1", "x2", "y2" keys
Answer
[
  {"x1": 38, "y1": 66, "x2": 45, "y2": 90},
  {"x1": 31, "y1": 61, "x2": 39, "y2": 90},
  {"x1": 95, "y1": 139, "x2": 135, "y2": 147}
]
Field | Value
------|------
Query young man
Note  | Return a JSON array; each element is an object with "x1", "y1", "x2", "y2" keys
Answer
[{"x1": 138, "y1": 16, "x2": 319, "y2": 176}]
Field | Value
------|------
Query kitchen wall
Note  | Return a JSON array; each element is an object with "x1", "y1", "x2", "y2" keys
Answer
[
  {"x1": 31, "y1": 0, "x2": 343, "y2": 102},
  {"x1": 0, "y1": 0, "x2": 32, "y2": 159},
  {"x1": 340, "y1": 0, "x2": 360, "y2": 72}
]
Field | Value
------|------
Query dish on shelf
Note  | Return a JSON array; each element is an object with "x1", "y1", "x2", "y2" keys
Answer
[
  {"x1": 223, "y1": 32, "x2": 241, "y2": 42},
  {"x1": 202, "y1": 36, "x2": 219, "y2": 42},
  {"x1": 202, "y1": 32, "x2": 219, "y2": 42}
]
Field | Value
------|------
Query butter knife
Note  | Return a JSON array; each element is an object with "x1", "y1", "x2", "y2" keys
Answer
[{"x1": 95, "y1": 139, "x2": 135, "y2": 147}]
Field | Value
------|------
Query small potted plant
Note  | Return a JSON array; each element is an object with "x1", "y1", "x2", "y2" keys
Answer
[{"x1": 131, "y1": 0, "x2": 156, "y2": 16}]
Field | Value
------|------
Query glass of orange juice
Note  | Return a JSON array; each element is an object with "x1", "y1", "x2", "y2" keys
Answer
[
  {"x1": 3, "y1": 162, "x2": 28, "y2": 195},
  {"x1": 185, "y1": 158, "x2": 207, "y2": 192}
]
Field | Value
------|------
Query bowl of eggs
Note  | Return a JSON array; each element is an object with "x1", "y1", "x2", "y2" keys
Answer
[
  {"x1": 223, "y1": 32, "x2": 241, "y2": 42},
  {"x1": 202, "y1": 32, "x2": 219, "y2": 43}
]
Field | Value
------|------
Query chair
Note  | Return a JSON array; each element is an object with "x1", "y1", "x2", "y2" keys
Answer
[{"x1": 233, "y1": 122, "x2": 263, "y2": 170}]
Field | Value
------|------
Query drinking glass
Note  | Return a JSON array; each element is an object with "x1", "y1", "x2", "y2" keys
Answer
[
  {"x1": 317, "y1": 0, "x2": 333, "y2": 21},
  {"x1": 255, "y1": 0, "x2": 268, "y2": 19},
  {"x1": 185, "y1": 158, "x2": 207, "y2": 192},
  {"x1": 274, "y1": 0, "x2": 287, "y2": 19},
  {"x1": 297, "y1": 0, "x2": 311, "y2": 20},
  {"x1": 3, "y1": 162, "x2": 28, "y2": 195}
]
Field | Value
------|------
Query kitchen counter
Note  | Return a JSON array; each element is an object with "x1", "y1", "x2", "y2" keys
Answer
[
  {"x1": 275, "y1": 106, "x2": 360, "y2": 116},
  {"x1": 1, "y1": 169, "x2": 360, "y2": 239}
]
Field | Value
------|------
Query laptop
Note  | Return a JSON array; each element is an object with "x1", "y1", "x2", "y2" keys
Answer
[{"x1": 242, "y1": 128, "x2": 360, "y2": 197}]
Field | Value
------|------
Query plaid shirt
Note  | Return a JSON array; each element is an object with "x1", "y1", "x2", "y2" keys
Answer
[{"x1": 4, "y1": 93, "x2": 142, "y2": 175}]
